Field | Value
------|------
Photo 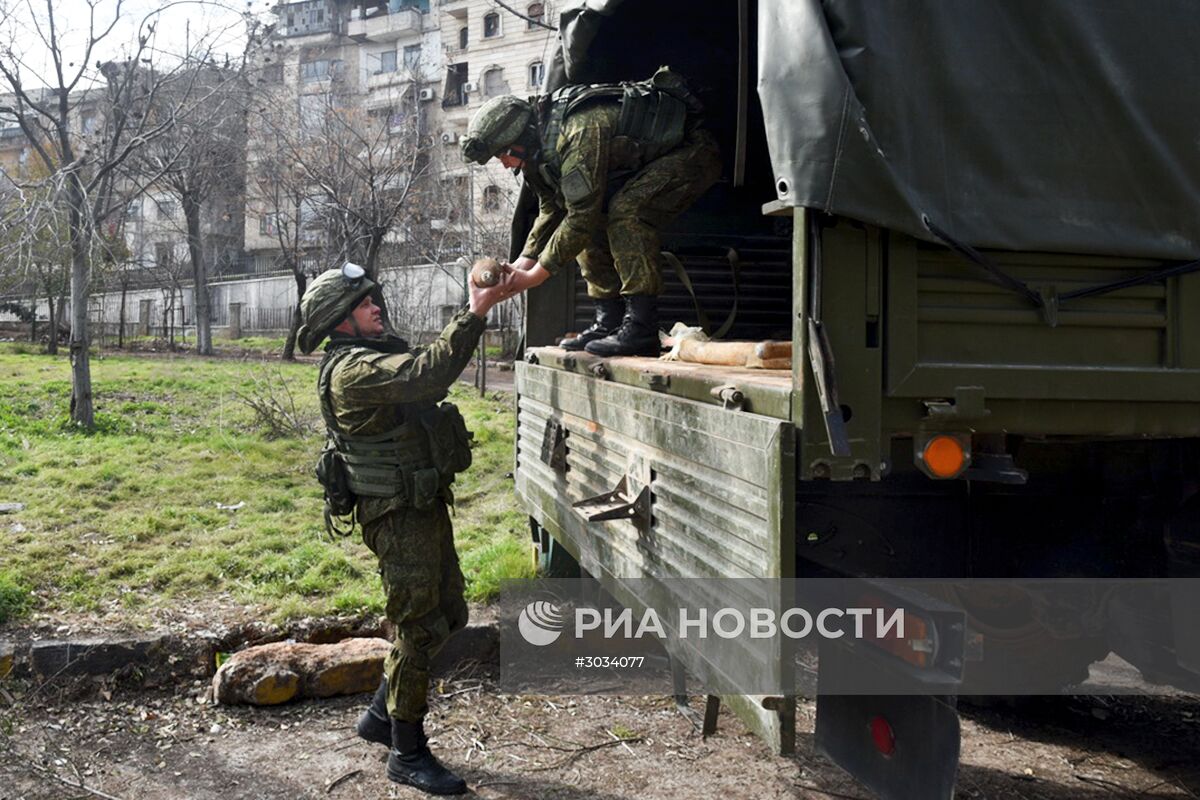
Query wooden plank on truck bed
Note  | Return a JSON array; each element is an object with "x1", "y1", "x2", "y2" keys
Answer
[{"x1": 527, "y1": 346, "x2": 793, "y2": 420}]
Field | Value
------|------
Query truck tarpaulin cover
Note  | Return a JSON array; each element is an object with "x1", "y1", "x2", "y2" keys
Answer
[{"x1": 758, "y1": 0, "x2": 1200, "y2": 260}]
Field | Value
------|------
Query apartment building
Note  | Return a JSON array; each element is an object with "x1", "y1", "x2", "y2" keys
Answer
[
  {"x1": 436, "y1": 0, "x2": 556, "y2": 253},
  {"x1": 243, "y1": 0, "x2": 557, "y2": 275},
  {"x1": 0, "y1": 89, "x2": 103, "y2": 185}
]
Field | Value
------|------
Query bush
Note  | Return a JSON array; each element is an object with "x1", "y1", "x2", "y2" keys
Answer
[
  {"x1": 234, "y1": 363, "x2": 317, "y2": 439},
  {"x1": 0, "y1": 571, "x2": 31, "y2": 623}
]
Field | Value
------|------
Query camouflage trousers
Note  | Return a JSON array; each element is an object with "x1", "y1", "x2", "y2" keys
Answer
[
  {"x1": 578, "y1": 128, "x2": 722, "y2": 299},
  {"x1": 360, "y1": 496, "x2": 468, "y2": 722}
]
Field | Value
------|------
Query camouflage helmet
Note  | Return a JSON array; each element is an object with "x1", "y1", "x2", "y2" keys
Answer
[
  {"x1": 297, "y1": 263, "x2": 377, "y2": 354},
  {"x1": 461, "y1": 95, "x2": 534, "y2": 165}
]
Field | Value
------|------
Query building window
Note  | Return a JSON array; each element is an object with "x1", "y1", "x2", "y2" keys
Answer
[
  {"x1": 156, "y1": 199, "x2": 176, "y2": 219},
  {"x1": 301, "y1": 59, "x2": 342, "y2": 83},
  {"x1": 127, "y1": 200, "x2": 141, "y2": 219},
  {"x1": 483, "y1": 12, "x2": 500, "y2": 38},
  {"x1": 443, "y1": 63, "x2": 468, "y2": 108},
  {"x1": 374, "y1": 50, "x2": 397, "y2": 74},
  {"x1": 458, "y1": 26, "x2": 468, "y2": 49},
  {"x1": 262, "y1": 63, "x2": 283, "y2": 83},
  {"x1": 403, "y1": 44, "x2": 422, "y2": 69},
  {"x1": 299, "y1": 93, "x2": 331, "y2": 131},
  {"x1": 482, "y1": 184, "x2": 501, "y2": 212},
  {"x1": 154, "y1": 242, "x2": 173, "y2": 269},
  {"x1": 483, "y1": 67, "x2": 505, "y2": 96},
  {"x1": 528, "y1": 61, "x2": 544, "y2": 88},
  {"x1": 526, "y1": 3, "x2": 544, "y2": 29},
  {"x1": 259, "y1": 213, "x2": 280, "y2": 236},
  {"x1": 301, "y1": 59, "x2": 329, "y2": 83}
]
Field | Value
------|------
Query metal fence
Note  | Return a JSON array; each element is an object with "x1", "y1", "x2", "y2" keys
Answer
[{"x1": 83, "y1": 303, "x2": 299, "y2": 336}]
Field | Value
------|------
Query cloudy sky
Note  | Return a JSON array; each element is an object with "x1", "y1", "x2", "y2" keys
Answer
[{"x1": 2, "y1": 0, "x2": 273, "y2": 90}]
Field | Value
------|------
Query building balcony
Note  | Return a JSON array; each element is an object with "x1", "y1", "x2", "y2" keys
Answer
[
  {"x1": 347, "y1": 8, "x2": 422, "y2": 42},
  {"x1": 366, "y1": 70, "x2": 410, "y2": 91}
]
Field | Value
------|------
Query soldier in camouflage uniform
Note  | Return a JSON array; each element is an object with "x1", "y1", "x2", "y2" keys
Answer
[
  {"x1": 297, "y1": 263, "x2": 516, "y2": 796},
  {"x1": 461, "y1": 67, "x2": 721, "y2": 357}
]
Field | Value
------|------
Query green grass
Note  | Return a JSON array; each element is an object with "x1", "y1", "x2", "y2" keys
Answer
[
  {"x1": 0, "y1": 571, "x2": 31, "y2": 624},
  {"x1": 219, "y1": 335, "x2": 289, "y2": 354},
  {"x1": 0, "y1": 343, "x2": 531, "y2": 625},
  {"x1": 106, "y1": 334, "x2": 291, "y2": 357}
]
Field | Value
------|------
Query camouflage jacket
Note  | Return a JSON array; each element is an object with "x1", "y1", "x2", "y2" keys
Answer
[
  {"x1": 324, "y1": 308, "x2": 485, "y2": 438},
  {"x1": 522, "y1": 103, "x2": 646, "y2": 274}
]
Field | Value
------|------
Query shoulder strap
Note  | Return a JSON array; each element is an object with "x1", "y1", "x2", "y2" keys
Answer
[
  {"x1": 318, "y1": 346, "x2": 364, "y2": 437},
  {"x1": 540, "y1": 83, "x2": 625, "y2": 179},
  {"x1": 318, "y1": 345, "x2": 427, "y2": 444}
]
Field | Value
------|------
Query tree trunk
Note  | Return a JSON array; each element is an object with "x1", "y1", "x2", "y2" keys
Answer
[
  {"x1": 29, "y1": 299, "x2": 37, "y2": 344},
  {"x1": 45, "y1": 293, "x2": 55, "y2": 354},
  {"x1": 118, "y1": 280, "x2": 127, "y2": 349},
  {"x1": 66, "y1": 177, "x2": 94, "y2": 429},
  {"x1": 282, "y1": 271, "x2": 306, "y2": 361},
  {"x1": 183, "y1": 193, "x2": 212, "y2": 355}
]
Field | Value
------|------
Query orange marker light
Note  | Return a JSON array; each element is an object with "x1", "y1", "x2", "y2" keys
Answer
[{"x1": 922, "y1": 435, "x2": 967, "y2": 478}]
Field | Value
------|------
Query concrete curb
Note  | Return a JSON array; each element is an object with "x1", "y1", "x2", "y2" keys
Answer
[{"x1": 0, "y1": 614, "x2": 500, "y2": 689}]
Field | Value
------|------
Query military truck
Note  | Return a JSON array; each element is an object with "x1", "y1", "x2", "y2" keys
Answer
[{"x1": 509, "y1": 2, "x2": 1200, "y2": 797}]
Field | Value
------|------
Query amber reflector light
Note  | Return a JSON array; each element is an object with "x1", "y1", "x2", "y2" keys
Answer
[{"x1": 922, "y1": 435, "x2": 966, "y2": 478}]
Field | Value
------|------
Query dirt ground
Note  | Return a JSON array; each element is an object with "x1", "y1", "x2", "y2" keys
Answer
[{"x1": 2, "y1": 657, "x2": 1199, "y2": 800}]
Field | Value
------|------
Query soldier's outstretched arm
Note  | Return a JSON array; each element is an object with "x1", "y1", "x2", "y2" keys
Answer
[
  {"x1": 534, "y1": 118, "x2": 610, "y2": 276},
  {"x1": 521, "y1": 194, "x2": 564, "y2": 262}
]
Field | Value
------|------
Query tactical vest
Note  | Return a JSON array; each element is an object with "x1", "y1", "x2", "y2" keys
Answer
[
  {"x1": 536, "y1": 66, "x2": 700, "y2": 190},
  {"x1": 318, "y1": 346, "x2": 436, "y2": 502}
]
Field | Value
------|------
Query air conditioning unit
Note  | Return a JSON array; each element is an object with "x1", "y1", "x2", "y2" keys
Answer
[
  {"x1": 418, "y1": 88, "x2": 435, "y2": 102},
  {"x1": 462, "y1": 81, "x2": 478, "y2": 93},
  {"x1": 441, "y1": 131, "x2": 459, "y2": 144}
]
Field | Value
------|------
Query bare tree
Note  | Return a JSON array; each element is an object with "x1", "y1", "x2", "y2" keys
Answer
[
  {"x1": 245, "y1": 96, "x2": 333, "y2": 360},
  {"x1": 131, "y1": 66, "x2": 249, "y2": 355},
  {"x1": 249, "y1": 67, "x2": 434, "y2": 348},
  {"x1": 0, "y1": 0, "x2": 246, "y2": 427}
]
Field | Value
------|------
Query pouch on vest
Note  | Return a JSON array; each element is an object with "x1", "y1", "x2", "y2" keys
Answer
[
  {"x1": 315, "y1": 436, "x2": 357, "y2": 535},
  {"x1": 411, "y1": 467, "x2": 442, "y2": 510},
  {"x1": 420, "y1": 402, "x2": 474, "y2": 482}
]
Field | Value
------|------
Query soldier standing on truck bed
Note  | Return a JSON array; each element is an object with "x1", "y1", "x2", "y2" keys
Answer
[
  {"x1": 461, "y1": 66, "x2": 722, "y2": 357},
  {"x1": 297, "y1": 262, "x2": 518, "y2": 796}
]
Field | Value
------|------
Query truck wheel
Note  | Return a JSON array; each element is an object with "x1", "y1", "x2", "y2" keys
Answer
[
  {"x1": 531, "y1": 518, "x2": 581, "y2": 579},
  {"x1": 939, "y1": 586, "x2": 1110, "y2": 695}
]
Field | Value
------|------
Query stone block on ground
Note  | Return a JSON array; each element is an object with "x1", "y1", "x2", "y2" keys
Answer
[
  {"x1": 30, "y1": 635, "x2": 166, "y2": 677},
  {"x1": 432, "y1": 622, "x2": 499, "y2": 671},
  {"x1": 212, "y1": 637, "x2": 390, "y2": 706},
  {"x1": 0, "y1": 642, "x2": 14, "y2": 679}
]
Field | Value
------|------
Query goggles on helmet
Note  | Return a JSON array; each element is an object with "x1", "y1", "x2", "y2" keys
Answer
[{"x1": 342, "y1": 262, "x2": 366, "y2": 289}]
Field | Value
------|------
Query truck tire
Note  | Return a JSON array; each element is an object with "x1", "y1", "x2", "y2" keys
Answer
[{"x1": 937, "y1": 585, "x2": 1110, "y2": 695}]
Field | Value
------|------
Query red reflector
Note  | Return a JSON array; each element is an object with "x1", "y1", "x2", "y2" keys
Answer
[{"x1": 870, "y1": 716, "x2": 896, "y2": 756}]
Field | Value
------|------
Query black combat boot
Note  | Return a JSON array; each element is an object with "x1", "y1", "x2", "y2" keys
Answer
[
  {"x1": 561, "y1": 297, "x2": 623, "y2": 351},
  {"x1": 584, "y1": 295, "x2": 661, "y2": 357},
  {"x1": 355, "y1": 675, "x2": 391, "y2": 746},
  {"x1": 387, "y1": 718, "x2": 468, "y2": 795}
]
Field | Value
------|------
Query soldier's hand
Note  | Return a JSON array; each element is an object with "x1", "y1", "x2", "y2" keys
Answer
[{"x1": 469, "y1": 274, "x2": 516, "y2": 318}]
